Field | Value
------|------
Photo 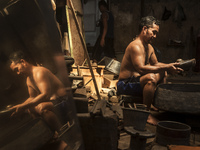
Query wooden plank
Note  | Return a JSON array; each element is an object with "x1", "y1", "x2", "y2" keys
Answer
[
  {"x1": 71, "y1": 66, "x2": 104, "y2": 76},
  {"x1": 102, "y1": 77, "x2": 118, "y2": 88},
  {"x1": 83, "y1": 75, "x2": 103, "y2": 94},
  {"x1": 168, "y1": 145, "x2": 200, "y2": 150}
]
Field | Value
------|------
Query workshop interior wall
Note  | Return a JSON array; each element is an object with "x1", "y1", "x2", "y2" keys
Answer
[{"x1": 111, "y1": 0, "x2": 200, "y2": 63}]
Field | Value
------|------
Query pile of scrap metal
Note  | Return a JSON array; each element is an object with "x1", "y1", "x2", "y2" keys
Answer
[{"x1": 68, "y1": 60, "x2": 120, "y2": 150}]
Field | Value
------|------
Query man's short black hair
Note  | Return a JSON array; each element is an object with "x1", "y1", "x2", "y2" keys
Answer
[
  {"x1": 98, "y1": 0, "x2": 108, "y2": 9},
  {"x1": 139, "y1": 16, "x2": 160, "y2": 32},
  {"x1": 9, "y1": 51, "x2": 34, "y2": 64}
]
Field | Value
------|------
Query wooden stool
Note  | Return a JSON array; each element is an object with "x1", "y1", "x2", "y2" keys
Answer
[{"x1": 119, "y1": 95, "x2": 143, "y2": 108}]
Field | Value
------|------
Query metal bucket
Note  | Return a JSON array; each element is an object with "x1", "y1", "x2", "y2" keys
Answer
[
  {"x1": 122, "y1": 108, "x2": 150, "y2": 131},
  {"x1": 156, "y1": 121, "x2": 191, "y2": 146}
]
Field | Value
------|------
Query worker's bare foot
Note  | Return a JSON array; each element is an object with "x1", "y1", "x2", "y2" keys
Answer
[{"x1": 147, "y1": 114, "x2": 159, "y2": 126}]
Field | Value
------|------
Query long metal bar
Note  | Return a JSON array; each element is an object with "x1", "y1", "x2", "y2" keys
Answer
[{"x1": 68, "y1": 0, "x2": 101, "y2": 100}]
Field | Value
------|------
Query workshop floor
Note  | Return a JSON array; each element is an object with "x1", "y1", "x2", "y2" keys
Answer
[
  {"x1": 116, "y1": 71, "x2": 200, "y2": 150},
  {"x1": 117, "y1": 110, "x2": 200, "y2": 150},
  {"x1": 83, "y1": 68, "x2": 200, "y2": 150}
]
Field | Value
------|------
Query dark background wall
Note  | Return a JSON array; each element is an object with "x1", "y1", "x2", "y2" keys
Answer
[{"x1": 110, "y1": 0, "x2": 200, "y2": 63}]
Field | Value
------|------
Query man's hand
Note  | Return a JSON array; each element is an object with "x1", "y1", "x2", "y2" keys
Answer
[
  {"x1": 167, "y1": 63, "x2": 184, "y2": 74},
  {"x1": 10, "y1": 104, "x2": 25, "y2": 117}
]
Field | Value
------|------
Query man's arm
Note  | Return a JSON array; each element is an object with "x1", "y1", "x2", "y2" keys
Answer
[
  {"x1": 100, "y1": 12, "x2": 108, "y2": 47},
  {"x1": 10, "y1": 85, "x2": 36, "y2": 116},
  {"x1": 11, "y1": 69, "x2": 52, "y2": 113},
  {"x1": 23, "y1": 69, "x2": 52, "y2": 108},
  {"x1": 149, "y1": 46, "x2": 183, "y2": 74},
  {"x1": 130, "y1": 44, "x2": 182, "y2": 75},
  {"x1": 22, "y1": 83, "x2": 38, "y2": 104}
]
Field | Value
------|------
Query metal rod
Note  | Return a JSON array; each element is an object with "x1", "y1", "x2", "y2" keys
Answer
[
  {"x1": 68, "y1": 0, "x2": 101, "y2": 100},
  {"x1": 83, "y1": 78, "x2": 93, "y2": 88}
]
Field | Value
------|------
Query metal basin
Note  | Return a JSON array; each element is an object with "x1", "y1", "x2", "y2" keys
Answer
[
  {"x1": 156, "y1": 121, "x2": 191, "y2": 146},
  {"x1": 154, "y1": 83, "x2": 200, "y2": 114}
]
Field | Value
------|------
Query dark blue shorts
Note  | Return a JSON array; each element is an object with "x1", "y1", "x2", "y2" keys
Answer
[{"x1": 117, "y1": 76, "x2": 143, "y2": 96}]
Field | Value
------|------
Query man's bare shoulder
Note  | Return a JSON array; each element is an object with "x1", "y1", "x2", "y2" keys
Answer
[
  {"x1": 32, "y1": 66, "x2": 52, "y2": 78},
  {"x1": 33, "y1": 66, "x2": 49, "y2": 72},
  {"x1": 126, "y1": 40, "x2": 142, "y2": 54}
]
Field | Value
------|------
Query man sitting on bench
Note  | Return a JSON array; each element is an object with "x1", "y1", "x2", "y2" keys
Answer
[{"x1": 117, "y1": 16, "x2": 183, "y2": 125}]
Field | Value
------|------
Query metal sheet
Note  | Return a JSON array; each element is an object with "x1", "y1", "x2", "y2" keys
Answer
[{"x1": 98, "y1": 56, "x2": 121, "y2": 75}]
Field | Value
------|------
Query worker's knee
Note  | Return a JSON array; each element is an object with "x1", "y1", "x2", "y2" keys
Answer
[
  {"x1": 146, "y1": 73, "x2": 157, "y2": 85},
  {"x1": 35, "y1": 102, "x2": 54, "y2": 115},
  {"x1": 35, "y1": 104, "x2": 46, "y2": 115}
]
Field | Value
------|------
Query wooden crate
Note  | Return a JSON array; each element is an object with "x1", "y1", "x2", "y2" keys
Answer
[{"x1": 71, "y1": 65, "x2": 105, "y2": 94}]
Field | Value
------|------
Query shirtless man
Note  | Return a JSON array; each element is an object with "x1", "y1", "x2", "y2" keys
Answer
[
  {"x1": 117, "y1": 16, "x2": 183, "y2": 125},
  {"x1": 9, "y1": 51, "x2": 67, "y2": 131}
]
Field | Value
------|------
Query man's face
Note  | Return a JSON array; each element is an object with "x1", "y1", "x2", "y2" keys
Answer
[
  {"x1": 10, "y1": 60, "x2": 27, "y2": 75},
  {"x1": 145, "y1": 23, "x2": 159, "y2": 43}
]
